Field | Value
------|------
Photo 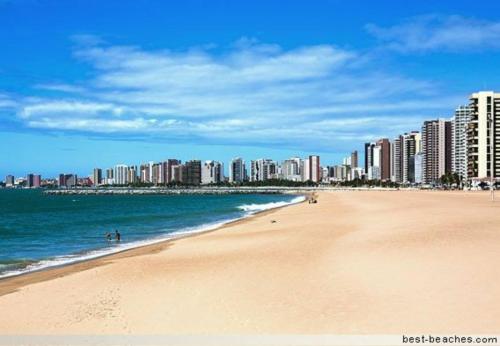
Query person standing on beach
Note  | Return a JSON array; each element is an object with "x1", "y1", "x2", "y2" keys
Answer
[{"x1": 115, "y1": 230, "x2": 121, "y2": 242}]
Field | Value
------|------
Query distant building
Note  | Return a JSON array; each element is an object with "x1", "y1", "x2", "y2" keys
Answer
[
  {"x1": 114, "y1": 164, "x2": 129, "y2": 185},
  {"x1": 250, "y1": 159, "x2": 276, "y2": 181},
  {"x1": 351, "y1": 150, "x2": 358, "y2": 169},
  {"x1": 5, "y1": 175, "x2": 14, "y2": 187},
  {"x1": 106, "y1": 168, "x2": 114, "y2": 184},
  {"x1": 92, "y1": 168, "x2": 102, "y2": 186},
  {"x1": 201, "y1": 160, "x2": 223, "y2": 185},
  {"x1": 33, "y1": 174, "x2": 41, "y2": 188},
  {"x1": 229, "y1": 157, "x2": 246, "y2": 183},
  {"x1": 162, "y1": 159, "x2": 181, "y2": 184},
  {"x1": 185, "y1": 160, "x2": 202, "y2": 185},
  {"x1": 59, "y1": 174, "x2": 77, "y2": 188},
  {"x1": 451, "y1": 105, "x2": 471, "y2": 182},
  {"x1": 467, "y1": 91, "x2": 500, "y2": 183},
  {"x1": 128, "y1": 166, "x2": 138, "y2": 184},
  {"x1": 422, "y1": 119, "x2": 452, "y2": 184},
  {"x1": 281, "y1": 157, "x2": 302, "y2": 181},
  {"x1": 305, "y1": 155, "x2": 320, "y2": 183},
  {"x1": 26, "y1": 174, "x2": 35, "y2": 188},
  {"x1": 171, "y1": 164, "x2": 185, "y2": 183},
  {"x1": 392, "y1": 132, "x2": 421, "y2": 183}
]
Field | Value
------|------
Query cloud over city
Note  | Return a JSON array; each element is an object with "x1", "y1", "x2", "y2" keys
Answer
[{"x1": 8, "y1": 33, "x2": 463, "y2": 152}]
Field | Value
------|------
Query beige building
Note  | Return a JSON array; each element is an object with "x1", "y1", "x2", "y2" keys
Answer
[{"x1": 467, "y1": 91, "x2": 500, "y2": 182}]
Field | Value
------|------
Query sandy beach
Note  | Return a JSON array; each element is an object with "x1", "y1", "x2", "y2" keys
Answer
[{"x1": 1, "y1": 190, "x2": 500, "y2": 334}]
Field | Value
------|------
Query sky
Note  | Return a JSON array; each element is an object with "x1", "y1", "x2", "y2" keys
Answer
[{"x1": 1, "y1": 0, "x2": 500, "y2": 177}]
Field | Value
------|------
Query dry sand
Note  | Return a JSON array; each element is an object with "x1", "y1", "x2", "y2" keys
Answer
[{"x1": 0, "y1": 190, "x2": 499, "y2": 334}]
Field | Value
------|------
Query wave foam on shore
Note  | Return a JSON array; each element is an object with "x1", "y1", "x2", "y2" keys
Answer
[{"x1": 0, "y1": 195, "x2": 305, "y2": 280}]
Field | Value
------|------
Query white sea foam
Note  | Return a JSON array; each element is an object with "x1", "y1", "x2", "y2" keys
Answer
[
  {"x1": 0, "y1": 195, "x2": 305, "y2": 280},
  {"x1": 237, "y1": 195, "x2": 305, "y2": 213}
]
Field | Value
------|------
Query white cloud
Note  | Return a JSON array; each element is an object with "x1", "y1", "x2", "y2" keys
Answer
[
  {"x1": 13, "y1": 37, "x2": 462, "y2": 151},
  {"x1": 366, "y1": 15, "x2": 500, "y2": 53},
  {"x1": 35, "y1": 83, "x2": 87, "y2": 93}
]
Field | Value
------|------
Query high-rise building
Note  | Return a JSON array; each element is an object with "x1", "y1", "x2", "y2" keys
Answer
[
  {"x1": 306, "y1": 155, "x2": 320, "y2": 183},
  {"x1": 391, "y1": 137, "x2": 402, "y2": 183},
  {"x1": 185, "y1": 160, "x2": 202, "y2": 185},
  {"x1": 250, "y1": 159, "x2": 276, "y2": 181},
  {"x1": 421, "y1": 119, "x2": 452, "y2": 184},
  {"x1": 26, "y1": 173, "x2": 34, "y2": 188},
  {"x1": 351, "y1": 150, "x2": 358, "y2": 169},
  {"x1": 391, "y1": 132, "x2": 421, "y2": 183},
  {"x1": 171, "y1": 164, "x2": 185, "y2": 183},
  {"x1": 114, "y1": 164, "x2": 129, "y2": 185},
  {"x1": 281, "y1": 157, "x2": 302, "y2": 181},
  {"x1": 452, "y1": 105, "x2": 471, "y2": 182},
  {"x1": 106, "y1": 168, "x2": 114, "y2": 184},
  {"x1": 376, "y1": 139, "x2": 391, "y2": 181},
  {"x1": 152, "y1": 163, "x2": 162, "y2": 185},
  {"x1": 365, "y1": 140, "x2": 390, "y2": 181},
  {"x1": 162, "y1": 159, "x2": 181, "y2": 184},
  {"x1": 128, "y1": 166, "x2": 138, "y2": 184},
  {"x1": 364, "y1": 143, "x2": 374, "y2": 174},
  {"x1": 140, "y1": 162, "x2": 154, "y2": 183},
  {"x1": 59, "y1": 174, "x2": 77, "y2": 188},
  {"x1": 92, "y1": 168, "x2": 102, "y2": 186},
  {"x1": 201, "y1": 160, "x2": 223, "y2": 185},
  {"x1": 33, "y1": 174, "x2": 41, "y2": 188},
  {"x1": 5, "y1": 175, "x2": 14, "y2": 187},
  {"x1": 229, "y1": 157, "x2": 246, "y2": 183},
  {"x1": 467, "y1": 91, "x2": 500, "y2": 183}
]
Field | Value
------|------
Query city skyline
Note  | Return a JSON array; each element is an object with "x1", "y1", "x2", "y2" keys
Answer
[{"x1": 3, "y1": 1, "x2": 500, "y2": 177}]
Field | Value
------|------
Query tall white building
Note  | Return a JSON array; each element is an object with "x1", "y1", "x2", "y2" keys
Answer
[
  {"x1": 250, "y1": 159, "x2": 276, "y2": 181},
  {"x1": 467, "y1": 91, "x2": 500, "y2": 183},
  {"x1": 281, "y1": 157, "x2": 302, "y2": 181},
  {"x1": 304, "y1": 155, "x2": 320, "y2": 183},
  {"x1": 113, "y1": 164, "x2": 129, "y2": 185},
  {"x1": 229, "y1": 158, "x2": 246, "y2": 183},
  {"x1": 451, "y1": 105, "x2": 471, "y2": 182},
  {"x1": 201, "y1": 160, "x2": 223, "y2": 185},
  {"x1": 369, "y1": 145, "x2": 381, "y2": 180}
]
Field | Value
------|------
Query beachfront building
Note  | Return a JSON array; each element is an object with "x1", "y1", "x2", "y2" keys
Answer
[
  {"x1": 250, "y1": 159, "x2": 277, "y2": 182},
  {"x1": 421, "y1": 119, "x2": 452, "y2": 184},
  {"x1": 392, "y1": 132, "x2": 421, "y2": 184},
  {"x1": 92, "y1": 168, "x2": 102, "y2": 186},
  {"x1": 351, "y1": 150, "x2": 358, "y2": 169},
  {"x1": 201, "y1": 160, "x2": 223, "y2": 185},
  {"x1": 229, "y1": 157, "x2": 246, "y2": 183},
  {"x1": 58, "y1": 174, "x2": 77, "y2": 188},
  {"x1": 128, "y1": 166, "x2": 138, "y2": 184},
  {"x1": 162, "y1": 159, "x2": 181, "y2": 184},
  {"x1": 451, "y1": 105, "x2": 471, "y2": 182},
  {"x1": 185, "y1": 160, "x2": 202, "y2": 185},
  {"x1": 114, "y1": 164, "x2": 129, "y2": 185},
  {"x1": 304, "y1": 155, "x2": 320, "y2": 183},
  {"x1": 364, "y1": 139, "x2": 390, "y2": 181},
  {"x1": 467, "y1": 91, "x2": 500, "y2": 184},
  {"x1": 281, "y1": 157, "x2": 303, "y2": 181},
  {"x1": 105, "y1": 168, "x2": 113, "y2": 184},
  {"x1": 5, "y1": 175, "x2": 14, "y2": 187}
]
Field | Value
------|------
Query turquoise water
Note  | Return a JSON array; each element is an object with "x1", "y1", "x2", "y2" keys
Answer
[{"x1": 0, "y1": 189, "x2": 303, "y2": 278}]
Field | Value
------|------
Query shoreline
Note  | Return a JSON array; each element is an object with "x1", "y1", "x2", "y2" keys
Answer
[
  {"x1": 0, "y1": 194, "x2": 308, "y2": 296},
  {"x1": 1, "y1": 190, "x2": 500, "y2": 333}
]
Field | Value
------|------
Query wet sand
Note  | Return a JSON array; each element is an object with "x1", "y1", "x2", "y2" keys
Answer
[{"x1": 0, "y1": 191, "x2": 499, "y2": 334}]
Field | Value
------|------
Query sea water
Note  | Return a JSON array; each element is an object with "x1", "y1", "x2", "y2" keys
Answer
[{"x1": 0, "y1": 189, "x2": 303, "y2": 278}]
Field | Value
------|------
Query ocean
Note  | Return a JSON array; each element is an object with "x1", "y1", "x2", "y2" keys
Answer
[{"x1": 0, "y1": 189, "x2": 303, "y2": 279}]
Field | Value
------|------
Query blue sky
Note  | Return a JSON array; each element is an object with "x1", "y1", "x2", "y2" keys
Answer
[{"x1": 2, "y1": 0, "x2": 500, "y2": 177}]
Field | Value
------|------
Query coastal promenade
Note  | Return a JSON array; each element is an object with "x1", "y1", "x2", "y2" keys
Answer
[{"x1": 0, "y1": 190, "x2": 499, "y2": 334}]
